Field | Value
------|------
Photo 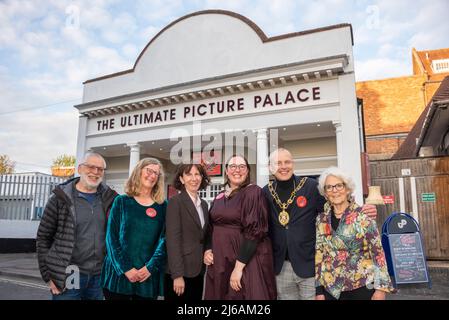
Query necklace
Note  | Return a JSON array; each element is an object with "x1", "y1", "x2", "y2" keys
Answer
[{"x1": 268, "y1": 177, "x2": 307, "y2": 227}]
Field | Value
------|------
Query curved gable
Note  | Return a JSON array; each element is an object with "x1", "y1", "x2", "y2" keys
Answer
[{"x1": 83, "y1": 10, "x2": 353, "y2": 103}]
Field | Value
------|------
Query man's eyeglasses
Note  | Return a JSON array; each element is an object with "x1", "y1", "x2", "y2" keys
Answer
[
  {"x1": 324, "y1": 183, "x2": 345, "y2": 192},
  {"x1": 228, "y1": 164, "x2": 247, "y2": 171},
  {"x1": 81, "y1": 163, "x2": 105, "y2": 174},
  {"x1": 144, "y1": 168, "x2": 160, "y2": 177}
]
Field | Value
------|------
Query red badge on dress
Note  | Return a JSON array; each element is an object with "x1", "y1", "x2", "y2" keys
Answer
[
  {"x1": 296, "y1": 196, "x2": 307, "y2": 208},
  {"x1": 215, "y1": 193, "x2": 224, "y2": 200},
  {"x1": 146, "y1": 208, "x2": 157, "y2": 218}
]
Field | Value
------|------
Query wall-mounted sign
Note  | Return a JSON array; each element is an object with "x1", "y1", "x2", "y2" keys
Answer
[
  {"x1": 421, "y1": 193, "x2": 436, "y2": 203},
  {"x1": 401, "y1": 169, "x2": 411, "y2": 176},
  {"x1": 86, "y1": 80, "x2": 340, "y2": 135},
  {"x1": 383, "y1": 195, "x2": 395, "y2": 204}
]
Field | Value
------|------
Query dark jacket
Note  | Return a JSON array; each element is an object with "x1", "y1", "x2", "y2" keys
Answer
[
  {"x1": 36, "y1": 177, "x2": 118, "y2": 291},
  {"x1": 165, "y1": 190, "x2": 209, "y2": 279},
  {"x1": 263, "y1": 175, "x2": 326, "y2": 278}
]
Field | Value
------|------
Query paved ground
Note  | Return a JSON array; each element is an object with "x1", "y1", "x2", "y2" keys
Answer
[
  {"x1": 0, "y1": 253, "x2": 447, "y2": 300},
  {"x1": 0, "y1": 276, "x2": 50, "y2": 300}
]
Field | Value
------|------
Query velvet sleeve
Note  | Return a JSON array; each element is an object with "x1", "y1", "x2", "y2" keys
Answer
[
  {"x1": 105, "y1": 196, "x2": 133, "y2": 275},
  {"x1": 145, "y1": 202, "x2": 167, "y2": 274}
]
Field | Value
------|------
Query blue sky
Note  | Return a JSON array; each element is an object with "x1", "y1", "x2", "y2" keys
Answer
[{"x1": 0, "y1": 0, "x2": 448, "y2": 173}]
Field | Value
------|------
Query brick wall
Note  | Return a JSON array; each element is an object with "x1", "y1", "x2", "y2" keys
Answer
[
  {"x1": 366, "y1": 138, "x2": 407, "y2": 160},
  {"x1": 357, "y1": 75, "x2": 427, "y2": 135},
  {"x1": 356, "y1": 75, "x2": 427, "y2": 158}
]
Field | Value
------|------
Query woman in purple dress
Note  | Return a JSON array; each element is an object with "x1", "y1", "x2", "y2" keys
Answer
[{"x1": 203, "y1": 155, "x2": 277, "y2": 300}]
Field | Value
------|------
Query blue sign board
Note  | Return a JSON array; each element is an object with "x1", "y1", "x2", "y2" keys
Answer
[{"x1": 381, "y1": 213, "x2": 431, "y2": 287}]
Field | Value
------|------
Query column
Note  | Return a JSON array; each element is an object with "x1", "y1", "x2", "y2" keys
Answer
[
  {"x1": 127, "y1": 143, "x2": 141, "y2": 176},
  {"x1": 337, "y1": 73, "x2": 363, "y2": 204},
  {"x1": 333, "y1": 120, "x2": 343, "y2": 167},
  {"x1": 256, "y1": 129, "x2": 269, "y2": 187},
  {"x1": 75, "y1": 115, "x2": 88, "y2": 173}
]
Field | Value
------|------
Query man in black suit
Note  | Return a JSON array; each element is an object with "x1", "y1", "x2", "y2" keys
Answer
[{"x1": 262, "y1": 148, "x2": 377, "y2": 300}]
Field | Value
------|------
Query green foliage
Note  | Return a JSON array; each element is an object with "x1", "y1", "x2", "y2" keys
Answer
[{"x1": 52, "y1": 154, "x2": 76, "y2": 167}]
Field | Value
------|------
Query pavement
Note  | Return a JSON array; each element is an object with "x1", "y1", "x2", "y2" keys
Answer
[
  {"x1": 0, "y1": 253, "x2": 42, "y2": 282},
  {"x1": 0, "y1": 253, "x2": 448, "y2": 299}
]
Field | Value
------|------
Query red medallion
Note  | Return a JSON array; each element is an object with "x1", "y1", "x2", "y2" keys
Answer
[
  {"x1": 296, "y1": 196, "x2": 307, "y2": 208},
  {"x1": 146, "y1": 208, "x2": 157, "y2": 218}
]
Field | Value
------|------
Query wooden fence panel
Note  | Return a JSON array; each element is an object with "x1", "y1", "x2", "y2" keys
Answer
[{"x1": 370, "y1": 156, "x2": 449, "y2": 260}]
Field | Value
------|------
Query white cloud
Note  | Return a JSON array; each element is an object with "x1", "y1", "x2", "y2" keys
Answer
[
  {"x1": 355, "y1": 58, "x2": 411, "y2": 82},
  {"x1": 0, "y1": 108, "x2": 78, "y2": 173},
  {"x1": 1, "y1": 0, "x2": 448, "y2": 173}
]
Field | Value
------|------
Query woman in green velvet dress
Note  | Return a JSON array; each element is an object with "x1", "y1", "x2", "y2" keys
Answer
[{"x1": 101, "y1": 158, "x2": 167, "y2": 300}]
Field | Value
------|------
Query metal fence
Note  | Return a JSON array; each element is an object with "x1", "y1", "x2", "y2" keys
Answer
[
  {"x1": 198, "y1": 184, "x2": 223, "y2": 206},
  {"x1": 0, "y1": 173, "x2": 65, "y2": 221}
]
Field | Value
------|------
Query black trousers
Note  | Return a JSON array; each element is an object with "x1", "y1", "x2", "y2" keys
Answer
[
  {"x1": 164, "y1": 273, "x2": 204, "y2": 302},
  {"x1": 324, "y1": 286, "x2": 375, "y2": 300},
  {"x1": 103, "y1": 288, "x2": 156, "y2": 301}
]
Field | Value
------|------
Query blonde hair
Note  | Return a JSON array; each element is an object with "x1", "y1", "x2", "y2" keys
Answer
[{"x1": 125, "y1": 157, "x2": 165, "y2": 204}]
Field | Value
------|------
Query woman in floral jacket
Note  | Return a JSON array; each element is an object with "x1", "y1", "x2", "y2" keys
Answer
[{"x1": 315, "y1": 167, "x2": 393, "y2": 300}]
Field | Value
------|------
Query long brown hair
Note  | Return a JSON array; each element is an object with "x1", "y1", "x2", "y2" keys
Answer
[
  {"x1": 223, "y1": 154, "x2": 251, "y2": 198},
  {"x1": 125, "y1": 158, "x2": 165, "y2": 204}
]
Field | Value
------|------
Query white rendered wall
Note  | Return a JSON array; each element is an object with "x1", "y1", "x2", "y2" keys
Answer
[{"x1": 83, "y1": 13, "x2": 353, "y2": 103}]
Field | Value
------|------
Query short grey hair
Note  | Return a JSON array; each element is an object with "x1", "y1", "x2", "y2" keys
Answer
[
  {"x1": 318, "y1": 166, "x2": 356, "y2": 197},
  {"x1": 269, "y1": 148, "x2": 293, "y2": 164},
  {"x1": 269, "y1": 148, "x2": 293, "y2": 174},
  {"x1": 80, "y1": 152, "x2": 106, "y2": 168}
]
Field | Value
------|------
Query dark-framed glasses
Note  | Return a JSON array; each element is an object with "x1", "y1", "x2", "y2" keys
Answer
[{"x1": 325, "y1": 183, "x2": 345, "y2": 192}]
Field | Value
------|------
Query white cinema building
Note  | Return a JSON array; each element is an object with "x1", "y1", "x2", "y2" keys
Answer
[{"x1": 74, "y1": 10, "x2": 365, "y2": 203}]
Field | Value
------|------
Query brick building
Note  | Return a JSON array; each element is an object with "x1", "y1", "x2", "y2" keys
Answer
[{"x1": 357, "y1": 47, "x2": 449, "y2": 160}]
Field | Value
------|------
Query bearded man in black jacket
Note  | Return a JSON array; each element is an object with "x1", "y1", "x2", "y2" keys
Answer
[{"x1": 37, "y1": 152, "x2": 117, "y2": 300}]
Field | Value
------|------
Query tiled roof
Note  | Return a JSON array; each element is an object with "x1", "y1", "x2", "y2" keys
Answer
[
  {"x1": 392, "y1": 76, "x2": 449, "y2": 159},
  {"x1": 415, "y1": 48, "x2": 449, "y2": 76}
]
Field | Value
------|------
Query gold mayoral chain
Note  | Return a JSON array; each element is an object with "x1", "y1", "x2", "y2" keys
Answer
[{"x1": 268, "y1": 177, "x2": 307, "y2": 227}]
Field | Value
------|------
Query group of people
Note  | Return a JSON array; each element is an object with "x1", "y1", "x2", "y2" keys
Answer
[{"x1": 36, "y1": 148, "x2": 393, "y2": 301}]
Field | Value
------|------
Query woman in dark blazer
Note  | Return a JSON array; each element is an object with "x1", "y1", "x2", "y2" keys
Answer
[{"x1": 165, "y1": 164, "x2": 210, "y2": 301}]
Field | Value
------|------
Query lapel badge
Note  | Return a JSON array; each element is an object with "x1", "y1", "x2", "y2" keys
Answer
[
  {"x1": 146, "y1": 208, "x2": 157, "y2": 218},
  {"x1": 296, "y1": 196, "x2": 307, "y2": 208}
]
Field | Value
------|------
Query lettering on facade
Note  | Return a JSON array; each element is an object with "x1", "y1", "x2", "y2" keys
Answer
[{"x1": 94, "y1": 87, "x2": 321, "y2": 133}]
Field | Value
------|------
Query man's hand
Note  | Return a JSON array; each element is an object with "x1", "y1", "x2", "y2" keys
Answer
[
  {"x1": 48, "y1": 280, "x2": 61, "y2": 295},
  {"x1": 315, "y1": 294, "x2": 325, "y2": 300},
  {"x1": 362, "y1": 204, "x2": 377, "y2": 220}
]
